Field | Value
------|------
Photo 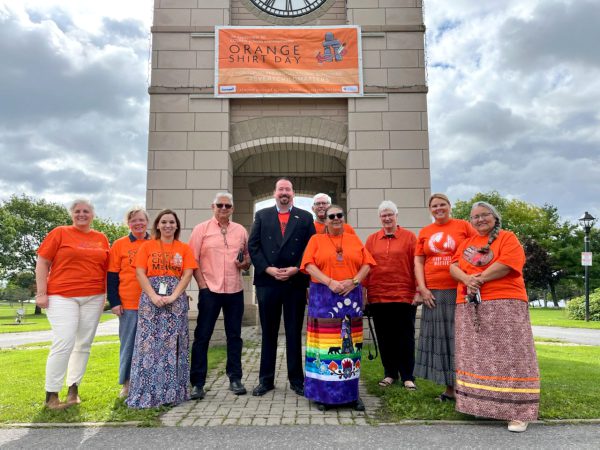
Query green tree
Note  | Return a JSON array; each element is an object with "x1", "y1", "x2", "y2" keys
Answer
[
  {"x1": 92, "y1": 218, "x2": 129, "y2": 245},
  {"x1": 0, "y1": 195, "x2": 70, "y2": 279}
]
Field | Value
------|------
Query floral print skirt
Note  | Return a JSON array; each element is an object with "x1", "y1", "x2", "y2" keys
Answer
[{"x1": 126, "y1": 276, "x2": 190, "y2": 409}]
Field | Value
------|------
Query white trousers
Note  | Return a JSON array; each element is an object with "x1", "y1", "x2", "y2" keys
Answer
[{"x1": 45, "y1": 294, "x2": 105, "y2": 392}]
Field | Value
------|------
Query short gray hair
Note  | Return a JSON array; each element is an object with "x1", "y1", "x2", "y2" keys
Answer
[
  {"x1": 313, "y1": 193, "x2": 331, "y2": 205},
  {"x1": 69, "y1": 199, "x2": 94, "y2": 214},
  {"x1": 213, "y1": 192, "x2": 233, "y2": 205},
  {"x1": 124, "y1": 206, "x2": 149, "y2": 224},
  {"x1": 378, "y1": 200, "x2": 398, "y2": 215}
]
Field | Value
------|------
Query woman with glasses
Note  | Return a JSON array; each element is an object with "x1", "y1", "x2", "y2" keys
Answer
[
  {"x1": 300, "y1": 205, "x2": 376, "y2": 411},
  {"x1": 363, "y1": 201, "x2": 419, "y2": 390},
  {"x1": 449, "y1": 202, "x2": 539, "y2": 433},
  {"x1": 126, "y1": 209, "x2": 198, "y2": 408},
  {"x1": 414, "y1": 193, "x2": 475, "y2": 402}
]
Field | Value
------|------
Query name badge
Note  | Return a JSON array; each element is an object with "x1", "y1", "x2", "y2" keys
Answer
[{"x1": 158, "y1": 282, "x2": 167, "y2": 295}]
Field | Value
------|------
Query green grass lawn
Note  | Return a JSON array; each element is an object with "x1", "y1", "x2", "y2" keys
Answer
[
  {"x1": 0, "y1": 340, "x2": 227, "y2": 424},
  {"x1": 0, "y1": 302, "x2": 116, "y2": 334},
  {"x1": 362, "y1": 342, "x2": 600, "y2": 421},
  {"x1": 529, "y1": 307, "x2": 600, "y2": 329}
]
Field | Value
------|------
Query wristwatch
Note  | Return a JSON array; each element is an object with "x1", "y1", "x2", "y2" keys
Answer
[{"x1": 352, "y1": 278, "x2": 360, "y2": 286}]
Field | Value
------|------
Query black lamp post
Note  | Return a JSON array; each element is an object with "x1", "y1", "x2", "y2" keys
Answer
[{"x1": 578, "y1": 211, "x2": 596, "y2": 321}]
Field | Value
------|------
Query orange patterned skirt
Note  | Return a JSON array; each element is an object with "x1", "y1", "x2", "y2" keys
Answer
[{"x1": 454, "y1": 299, "x2": 540, "y2": 422}]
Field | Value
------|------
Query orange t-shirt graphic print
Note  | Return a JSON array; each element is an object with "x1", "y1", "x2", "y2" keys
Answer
[{"x1": 415, "y1": 219, "x2": 475, "y2": 289}]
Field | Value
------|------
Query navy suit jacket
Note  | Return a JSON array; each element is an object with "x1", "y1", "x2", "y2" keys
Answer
[{"x1": 249, "y1": 206, "x2": 316, "y2": 288}]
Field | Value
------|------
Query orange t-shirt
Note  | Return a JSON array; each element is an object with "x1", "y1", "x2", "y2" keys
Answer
[
  {"x1": 300, "y1": 233, "x2": 376, "y2": 282},
  {"x1": 415, "y1": 219, "x2": 475, "y2": 289},
  {"x1": 37, "y1": 226, "x2": 109, "y2": 297},
  {"x1": 135, "y1": 239, "x2": 198, "y2": 278},
  {"x1": 314, "y1": 222, "x2": 356, "y2": 235},
  {"x1": 108, "y1": 235, "x2": 149, "y2": 309},
  {"x1": 363, "y1": 227, "x2": 416, "y2": 304},
  {"x1": 452, "y1": 230, "x2": 528, "y2": 303},
  {"x1": 278, "y1": 211, "x2": 290, "y2": 235}
]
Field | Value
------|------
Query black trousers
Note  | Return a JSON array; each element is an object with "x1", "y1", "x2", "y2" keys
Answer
[
  {"x1": 370, "y1": 302, "x2": 417, "y2": 382},
  {"x1": 190, "y1": 289, "x2": 244, "y2": 388},
  {"x1": 256, "y1": 284, "x2": 306, "y2": 387}
]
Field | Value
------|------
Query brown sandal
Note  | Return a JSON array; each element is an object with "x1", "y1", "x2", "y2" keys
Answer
[{"x1": 378, "y1": 377, "x2": 395, "y2": 387}]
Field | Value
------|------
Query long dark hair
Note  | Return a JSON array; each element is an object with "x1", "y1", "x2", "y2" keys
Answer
[{"x1": 152, "y1": 209, "x2": 181, "y2": 240}]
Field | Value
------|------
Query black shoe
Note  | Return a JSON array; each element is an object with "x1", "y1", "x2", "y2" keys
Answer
[
  {"x1": 290, "y1": 383, "x2": 304, "y2": 396},
  {"x1": 190, "y1": 385, "x2": 205, "y2": 400},
  {"x1": 252, "y1": 384, "x2": 274, "y2": 396},
  {"x1": 315, "y1": 401, "x2": 328, "y2": 412},
  {"x1": 229, "y1": 380, "x2": 247, "y2": 396},
  {"x1": 353, "y1": 397, "x2": 365, "y2": 412}
]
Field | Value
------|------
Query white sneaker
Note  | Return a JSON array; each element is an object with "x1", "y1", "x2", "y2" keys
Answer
[{"x1": 508, "y1": 420, "x2": 528, "y2": 432}]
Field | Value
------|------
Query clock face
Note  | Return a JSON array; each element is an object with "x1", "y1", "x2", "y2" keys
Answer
[{"x1": 250, "y1": 0, "x2": 328, "y2": 18}]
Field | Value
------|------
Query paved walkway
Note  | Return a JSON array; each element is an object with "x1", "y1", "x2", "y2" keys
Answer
[
  {"x1": 161, "y1": 326, "x2": 381, "y2": 427},
  {"x1": 531, "y1": 325, "x2": 600, "y2": 346},
  {"x1": 0, "y1": 315, "x2": 119, "y2": 349}
]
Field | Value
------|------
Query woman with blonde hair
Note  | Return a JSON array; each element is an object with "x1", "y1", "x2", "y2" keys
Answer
[
  {"x1": 36, "y1": 199, "x2": 109, "y2": 409},
  {"x1": 107, "y1": 206, "x2": 150, "y2": 397}
]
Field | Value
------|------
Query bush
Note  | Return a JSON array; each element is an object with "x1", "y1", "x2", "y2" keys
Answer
[{"x1": 566, "y1": 288, "x2": 600, "y2": 321}]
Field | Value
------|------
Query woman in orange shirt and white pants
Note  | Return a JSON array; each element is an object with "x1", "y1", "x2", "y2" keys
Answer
[
  {"x1": 35, "y1": 199, "x2": 109, "y2": 409},
  {"x1": 449, "y1": 201, "x2": 539, "y2": 433}
]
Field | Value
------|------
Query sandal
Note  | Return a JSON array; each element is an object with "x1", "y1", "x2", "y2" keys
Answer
[
  {"x1": 436, "y1": 393, "x2": 455, "y2": 402},
  {"x1": 403, "y1": 381, "x2": 417, "y2": 391},
  {"x1": 378, "y1": 377, "x2": 395, "y2": 387}
]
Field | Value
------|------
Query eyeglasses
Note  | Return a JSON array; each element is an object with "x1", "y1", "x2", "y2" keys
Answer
[
  {"x1": 314, "y1": 201, "x2": 329, "y2": 206},
  {"x1": 215, "y1": 203, "x2": 233, "y2": 209},
  {"x1": 470, "y1": 213, "x2": 493, "y2": 221},
  {"x1": 327, "y1": 213, "x2": 344, "y2": 220}
]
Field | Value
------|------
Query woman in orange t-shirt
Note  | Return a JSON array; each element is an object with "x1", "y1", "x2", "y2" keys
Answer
[
  {"x1": 35, "y1": 199, "x2": 109, "y2": 410},
  {"x1": 449, "y1": 201, "x2": 539, "y2": 433},
  {"x1": 126, "y1": 209, "x2": 197, "y2": 409},
  {"x1": 107, "y1": 207, "x2": 150, "y2": 398},
  {"x1": 300, "y1": 205, "x2": 376, "y2": 412},
  {"x1": 414, "y1": 193, "x2": 475, "y2": 402}
]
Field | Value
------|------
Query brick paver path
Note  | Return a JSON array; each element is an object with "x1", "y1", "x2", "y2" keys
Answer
[{"x1": 161, "y1": 327, "x2": 381, "y2": 426}]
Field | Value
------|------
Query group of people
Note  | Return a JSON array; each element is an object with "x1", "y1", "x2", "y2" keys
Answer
[{"x1": 35, "y1": 180, "x2": 539, "y2": 432}]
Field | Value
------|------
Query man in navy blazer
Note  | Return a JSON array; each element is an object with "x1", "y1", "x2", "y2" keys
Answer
[{"x1": 248, "y1": 178, "x2": 316, "y2": 396}]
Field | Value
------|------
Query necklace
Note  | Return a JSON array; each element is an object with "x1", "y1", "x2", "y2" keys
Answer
[{"x1": 327, "y1": 232, "x2": 344, "y2": 262}]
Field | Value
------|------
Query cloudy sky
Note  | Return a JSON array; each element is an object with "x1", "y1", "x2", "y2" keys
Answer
[{"x1": 1, "y1": 0, "x2": 598, "y2": 223}]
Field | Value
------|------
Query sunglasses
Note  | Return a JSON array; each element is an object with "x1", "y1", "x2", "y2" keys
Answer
[
  {"x1": 215, "y1": 203, "x2": 233, "y2": 209},
  {"x1": 327, "y1": 213, "x2": 344, "y2": 220}
]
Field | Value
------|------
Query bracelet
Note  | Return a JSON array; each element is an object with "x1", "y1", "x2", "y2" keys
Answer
[
  {"x1": 327, "y1": 279, "x2": 332, "y2": 287},
  {"x1": 35, "y1": 292, "x2": 47, "y2": 297}
]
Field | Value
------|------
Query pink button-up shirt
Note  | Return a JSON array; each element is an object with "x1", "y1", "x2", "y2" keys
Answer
[{"x1": 188, "y1": 218, "x2": 249, "y2": 294}]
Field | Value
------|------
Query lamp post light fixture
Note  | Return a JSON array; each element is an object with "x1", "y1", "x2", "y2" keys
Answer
[{"x1": 578, "y1": 211, "x2": 596, "y2": 322}]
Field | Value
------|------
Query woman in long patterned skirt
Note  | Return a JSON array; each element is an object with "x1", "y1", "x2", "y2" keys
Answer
[
  {"x1": 450, "y1": 202, "x2": 539, "y2": 433},
  {"x1": 300, "y1": 205, "x2": 376, "y2": 411},
  {"x1": 126, "y1": 209, "x2": 197, "y2": 409}
]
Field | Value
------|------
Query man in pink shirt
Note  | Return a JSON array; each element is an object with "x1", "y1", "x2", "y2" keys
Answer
[{"x1": 188, "y1": 193, "x2": 251, "y2": 400}]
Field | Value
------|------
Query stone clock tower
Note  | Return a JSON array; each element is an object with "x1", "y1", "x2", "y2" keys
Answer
[{"x1": 148, "y1": 0, "x2": 431, "y2": 315}]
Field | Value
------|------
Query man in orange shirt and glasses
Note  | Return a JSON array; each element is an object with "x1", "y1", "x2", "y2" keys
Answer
[{"x1": 188, "y1": 193, "x2": 251, "y2": 400}]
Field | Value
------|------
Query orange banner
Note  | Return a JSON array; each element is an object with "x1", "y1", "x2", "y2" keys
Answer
[{"x1": 215, "y1": 26, "x2": 363, "y2": 97}]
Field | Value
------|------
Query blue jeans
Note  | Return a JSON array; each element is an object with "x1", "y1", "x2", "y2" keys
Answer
[
  {"x1": 118, "y1": 309, "x2": 138, "y2": 384},
  {"x1": 190, "y1": 289, "x2": 244, "y2": 388}
]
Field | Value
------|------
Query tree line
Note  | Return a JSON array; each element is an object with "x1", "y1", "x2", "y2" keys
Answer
[{"x1": 0, "y1": 192, "x2": 597, "y2": 308}]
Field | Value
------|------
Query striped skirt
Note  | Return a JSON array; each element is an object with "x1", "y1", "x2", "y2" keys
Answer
[
  {"x1": 455, "y1": 299, "x2": 540, "y2": 421},
  {"x1": 304, "y1": 282, "x2": 363, "y2": 405},
  {"x1": 414, "y1": 288, "x2": 457, "y2": 386}
]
